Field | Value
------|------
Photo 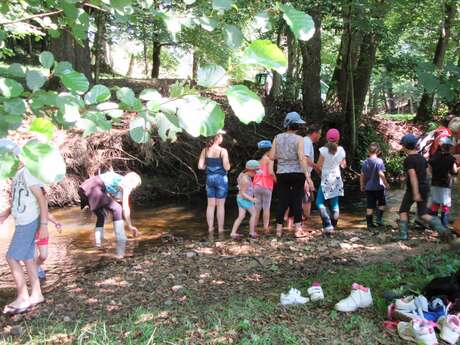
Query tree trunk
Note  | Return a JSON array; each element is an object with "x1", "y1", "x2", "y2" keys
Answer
[
  {"x1": 416, "y1": 1, "x2": 457, "y2": 122},
  {"x1": 192, "y1": 51, "x2": 198, "y2": 80},
  {"x1": 127, "y1": 54, "x2": 135, "y2": 77},
  {"x1": 385, "y1": 85, "x2": 396, "y2": 113},
  {"x1": 93, "y1": 11, "x2": 107, "y2": 83},
  {"x1": 151, "y1": 39, "x2": 161, "y2": 78},
  {"x1": 287, "y1": 28, "x2": 296, "y2": 79},
  {"x1": 50, "y1": 30, "x2": 93, "y2": 83},
  {"x1": 300, "y1": 10, "x2": 322, "y2": 122}
]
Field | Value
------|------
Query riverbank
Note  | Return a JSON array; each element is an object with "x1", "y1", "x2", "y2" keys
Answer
[{"x1": 0, "y1": 221, "x2": 457, "y2": 344}]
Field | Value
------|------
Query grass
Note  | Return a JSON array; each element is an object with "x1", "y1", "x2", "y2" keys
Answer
[
  {"x1": 2, "y1": 250, "x2": 460, "y2": 345},
  {"x1": 381, "y1": 113, "x2": 415, "y2": 121}
]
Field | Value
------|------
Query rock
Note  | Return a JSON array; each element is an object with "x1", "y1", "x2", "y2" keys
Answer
[
  {"x1": 185, "y1": 251, "x2": 197, "y2": 258},
  {"x1": 340, "y1": 243, "x2": 353, "y2": 250},
  {"x1": 164, "y1": 299, "x2": 173, "y2": 306},
  {"x1": 349, "y1": 237, "x2": 360, "y2": 242},
  {"x1": 172, "y1": 285, "x2": 184, "y2": 292},
  {"x1": 198, "y1": 279, "x2": 205, "y2": 284},
  {"x1": 63, "y1": 316, "x2": 72, "y2": 322}
]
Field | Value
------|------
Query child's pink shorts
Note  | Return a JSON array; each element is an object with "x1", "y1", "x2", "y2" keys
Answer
[{"x1": 35, "y1": 231, "x2": 49, "y2": 246}]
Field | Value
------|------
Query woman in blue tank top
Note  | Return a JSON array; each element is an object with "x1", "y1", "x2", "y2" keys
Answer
[{"x1": 198, "y1": 130, "x2": 231, "y2": 234}]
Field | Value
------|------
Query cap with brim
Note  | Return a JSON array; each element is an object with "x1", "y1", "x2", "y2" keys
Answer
[
  {"x1": 257, "y1": 140, "x2": 272, "y2": 149},
  {"x1": 400, "y1": 134, "x2": 418, "y2": 148},
  {"x1": 284, "y1": 111, "x2": 306, "y2": 128},
  {"x1": 0, "y1": 139, "x2": 20, "y2": 156}
]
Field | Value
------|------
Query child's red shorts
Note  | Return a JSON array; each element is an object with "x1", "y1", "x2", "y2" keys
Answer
[{"x1": 35, "y1": 231, "x2": 49, "y2": 246}]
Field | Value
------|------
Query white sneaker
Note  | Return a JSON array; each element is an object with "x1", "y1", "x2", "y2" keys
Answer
[
  {"x1": 398, "y1": 319, "x2": 438, "y2": 345},
  {"x1": 307, "y1": 282, "x2": 324, "y2": 301},
  {"x1": 335, "y1": 283, "x2": 372, "y2": 312},
  {"x1": 280, "y1": 288, "x2": 309, "y2": 306},
  {"x1": 324, "y1": 226, "x2": 334, "y2": 234},
  {"x1": 440, "y1": 315, "x2": 460, "y2": 344},
  {"x1": 395, "y1": 296, "x2": 417, "y2": 312}
]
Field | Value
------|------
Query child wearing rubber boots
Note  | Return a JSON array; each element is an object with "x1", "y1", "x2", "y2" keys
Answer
[
  {"x1": 428, "y1": 137, "x2": 458, "y2": 227},
  {"x1": 360, "y1": 143, "x2": 390, "y2": 229},
  {"x1": 398, "y1": 134, "x2": 450, "y2": 241}
]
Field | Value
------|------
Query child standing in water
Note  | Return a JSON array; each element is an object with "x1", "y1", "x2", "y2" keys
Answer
[
  {"x1": 230, "y1": 160, "x2": 260, "y2": 239},
  {"x1": 360, "y1": 143, "x2": 390, "y2": 229},
  {"x1": 0, "y1": 140, "x2": 47, "y2": 314},
  {"x1": 398, "y1": 134, "x2": 449, "y2": 240},
  {"x1": 253, "y1": 140, "x2": 276, "y2": 235},
  {"x1": 429, "y1": 137, "x2": 458, "y2": 227},
  {"x1": 316, "y1": 129, "x2": 346, "y2": 235}
]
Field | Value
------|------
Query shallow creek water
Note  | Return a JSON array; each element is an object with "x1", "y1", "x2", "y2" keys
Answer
[{"x1": 0, "y1": 183, "x2": 458, "y2": 293}]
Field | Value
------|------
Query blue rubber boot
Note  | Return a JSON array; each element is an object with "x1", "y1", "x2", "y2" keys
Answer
[
  {"x1": 398, "y1": 220, "x2": 409, "y2": 241},
  {"x1": 376, "y1": 209, "x2": 384, "y2": 226},
  {"x1": 441, "y1": 212, "x2": 449, "y2": 228}
]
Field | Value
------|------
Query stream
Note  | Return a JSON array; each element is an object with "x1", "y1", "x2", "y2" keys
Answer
[{"x1": 0, "y1": 183, "x2": 458, "y2": 295}]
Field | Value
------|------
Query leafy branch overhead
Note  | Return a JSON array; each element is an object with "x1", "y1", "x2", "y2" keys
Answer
[{"x1": 0, "y1": 0, "x2": 316, "y2": 180}]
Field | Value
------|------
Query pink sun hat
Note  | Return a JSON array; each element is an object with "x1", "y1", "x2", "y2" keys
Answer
[{"x1": 326, "y1": 128, "x2": 340, "y2": 142}]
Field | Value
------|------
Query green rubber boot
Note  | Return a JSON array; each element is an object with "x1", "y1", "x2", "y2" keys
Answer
[
  {"x1": 398, "y1": 220, "x2": 409, "y2": 241},
  {"x1": 428, "y1": 216, "x2": 451, "y2": 241}
]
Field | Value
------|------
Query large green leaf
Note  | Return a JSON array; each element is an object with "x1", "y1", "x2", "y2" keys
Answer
[
  {"x1": 175, "y1": 96, "x2": 225, "y2": 137},
  {"x1": 8, "y1": 63, "x2": 26, "y2": 78},
  {"x1": 242, "y1": 40, "x2": 288, "y2": 74},
  {"x1": 199, "y1": 16, "x2": 218, "y2": 31},
  {"x1": 0, "y1": 78, "x2": 24, "y2": 98},
  {"x1": 29, "y1": 91, "x2": 57, "y2": 111},
  {"x1": 20, "y1": 140, "x2": 66, "y2": 184},
  {"x1": 129, "y1": 116, "x2": 151, "y2": 143},
  {"x1": 116, "y1": 87, "x2": 141, "y2": 110},
  {"x1": 39, "y1": 51, "x2": 55, "y2": 69},
  {"x1": 197, "y1": 64, "x2": 228, "y2": 88},
  {"x1": 226, "y1": 85, "x2": 265, "y2": 124},
  {"x1": 280, "y1": 3, "x2": 315, "y2": 41},
  {"x1": 139, "y1": 88, "x2": 162, "y2": 101},
  {"x1": 223, "y1": 24, "x2": 243, "y2": 49},
  {"x1": 84, "y1": 84, "x2": 111, "y2": 105},
  {"x1": 97, "y1": 102, "x2": 124, "y2": 119},
  {"x1": 60, "y1": 70, "x2": 89, "y2": 94},
  {"x1": 154, "y1": 112, "x2": 182, "y2": 141},
  {"x1": 212, "y1": 0, "x2": 233, "y2": 11},
  {"x1": 4, "y1": 98, "x2": 26, "y2": 116},
  {"x1": 77, "y1": 111, "x2": 112, "y2": 137},
  {"x1": 0, "y1": 149, "x2": 19, "y2": 180},
  {"x1": 29, "y1": 118, "x2": 55, "y2": 140},
  {"x1": 26, "y1": 70, "x2": 47, "y2": 91},
  {"x1": 56, "y1": 93, "x2": 81, "y2": 123},
  {"x1": 54, "y1": 61, "x2": 73, "y2": 76}
]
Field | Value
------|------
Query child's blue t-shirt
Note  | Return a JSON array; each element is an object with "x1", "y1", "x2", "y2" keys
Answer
[
  {"x1": 100, "y1": 171, "x2": 123, "y2": 196},
  {"x1": 361, "y1": 157, "x2": 385, "y2": 191}
]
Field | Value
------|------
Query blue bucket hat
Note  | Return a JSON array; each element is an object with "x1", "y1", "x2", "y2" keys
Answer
[
  {"x1": 283, "y1": 111, "x2": 306, "y2": 128},
  {"x1": 400, "y1": 134, "x2": 418, "y2": 149},
  {"x1": 257, "y1": 140, "x2": 272, "y2": 149}
]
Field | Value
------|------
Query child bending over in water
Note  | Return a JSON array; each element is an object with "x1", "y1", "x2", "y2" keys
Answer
[{"x1": 230, "y1": 160, "x2": 260, "y2": 240}]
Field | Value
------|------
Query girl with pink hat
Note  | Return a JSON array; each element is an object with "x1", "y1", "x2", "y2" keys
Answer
[{"x1": 316, "y1": 128, "x2": 347, "y2": 235}]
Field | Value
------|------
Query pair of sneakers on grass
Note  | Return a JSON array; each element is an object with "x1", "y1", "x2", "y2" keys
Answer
[
  {"x1": 280, "y1": 283, "x2": 325, "y2": 305},
  {"x1": 398, "y1": 316, "x2": 460, "y2": 345}
]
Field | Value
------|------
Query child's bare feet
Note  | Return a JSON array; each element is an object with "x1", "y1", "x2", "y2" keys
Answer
[{"x1": 3, "y1": 298, "x2": 31, "y2": 315}]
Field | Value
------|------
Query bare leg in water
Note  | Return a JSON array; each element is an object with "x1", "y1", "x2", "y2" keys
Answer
[
  {"x1": 216, "y1": 198, "x2": 226, "y2": 233},
  {"x1": 206, "y1": 198, "x2": 216, "y2": 233}
]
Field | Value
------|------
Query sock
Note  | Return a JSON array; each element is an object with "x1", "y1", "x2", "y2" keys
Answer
[{"x1": 431, "y1": 203, "x2": 440, "y2": 216}]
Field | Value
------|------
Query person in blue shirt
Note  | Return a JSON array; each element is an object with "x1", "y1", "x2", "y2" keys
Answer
[
  {"x1": 360, "y1": 143, "x2": 390, "y2": 229},
  {"x1": 79, "y1": 171, "x2": 141, "y2": 257}
]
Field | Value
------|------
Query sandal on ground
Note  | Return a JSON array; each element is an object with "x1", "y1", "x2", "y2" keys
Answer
[
  {"x1": 3, "y1": 304, "x2": 31, "y2": 315},
  {"x1": 249, "y1": 233, "x2": 259, "y2": 239},
  {"x1": 29, "y1": 299, "x2": 46, "y2": 309}
]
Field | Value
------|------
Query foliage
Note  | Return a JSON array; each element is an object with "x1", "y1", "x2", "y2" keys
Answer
[{"x1": 0, "y1": 1, "x2": 319, "y2": 180}]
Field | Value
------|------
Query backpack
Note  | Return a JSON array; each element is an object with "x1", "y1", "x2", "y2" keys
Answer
[{"x1": 416, "y1": 127, "x2": 451, "y2": 160}]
